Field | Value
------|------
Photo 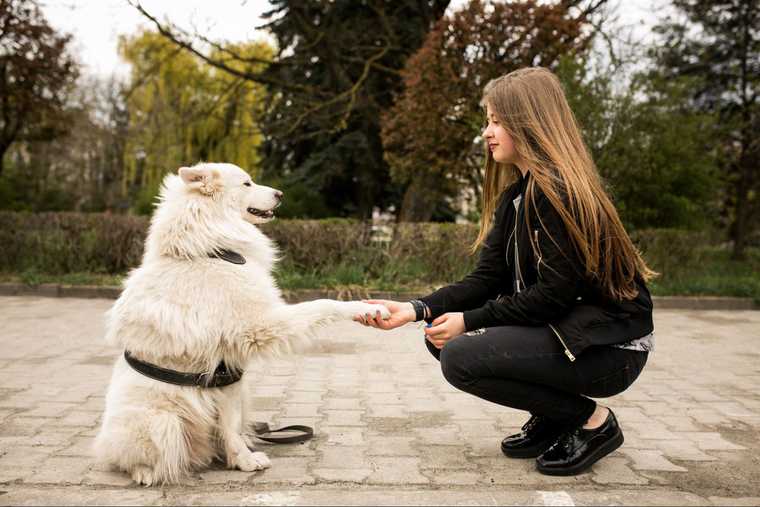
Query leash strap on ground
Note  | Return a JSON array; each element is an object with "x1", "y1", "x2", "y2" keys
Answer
[{"x1": 250, "y1": 422, "x2": 314, "y2": 444}]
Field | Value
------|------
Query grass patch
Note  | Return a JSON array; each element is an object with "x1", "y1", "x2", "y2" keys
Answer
[
  {"x1": 2, "y1": 245, "x2": 758, "y2": 303},
  {"x1": 0, "y1": 270, "x2": 125, "y2": 287},
  {"x1": 648, "y1": 246, "x2": 760, "y2": 303}
]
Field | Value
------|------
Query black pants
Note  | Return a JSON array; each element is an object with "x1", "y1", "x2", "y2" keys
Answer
[{"x1": 425, "y1": 325, "x2": 648, "y2": 427}]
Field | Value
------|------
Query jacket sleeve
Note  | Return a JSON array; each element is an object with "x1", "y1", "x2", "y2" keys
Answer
[
  {"x1": 462, "y1": 192, "x2": 586, "y2": 331},
  {"x1": 418, "y1": 192, "x2": 511, "y2": 319}
]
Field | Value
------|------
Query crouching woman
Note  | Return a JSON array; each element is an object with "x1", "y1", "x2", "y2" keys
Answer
[{"x1": 358, "y1": 67, "x2": 656, "y2": 476}]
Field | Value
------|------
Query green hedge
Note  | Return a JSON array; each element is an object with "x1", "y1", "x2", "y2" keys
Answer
[{"x1": 2, "y1": 211, "x2": 754, "y2": 297}]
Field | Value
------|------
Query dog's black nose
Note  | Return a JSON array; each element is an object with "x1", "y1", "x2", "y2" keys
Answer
[{"x1": 274, "y1": 191, "x2": 284, "y2": 201}]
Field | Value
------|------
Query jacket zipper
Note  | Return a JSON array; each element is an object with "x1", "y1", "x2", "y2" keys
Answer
[
  {"x1": 548, "y1": 323, "x2": 576, "y2": 362},
  {"x1": 513, "y1": 196, "x2": 525, "y2": 293},
  {"x1": 514, "y1": 199, "x2": 573, "y2": 362}
]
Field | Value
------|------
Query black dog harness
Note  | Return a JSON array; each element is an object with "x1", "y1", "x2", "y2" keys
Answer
[{"x1": 121, "y1": 247, "x2": 312, "y2": 444}]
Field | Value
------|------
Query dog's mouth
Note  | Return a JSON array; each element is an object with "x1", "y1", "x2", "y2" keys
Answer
[{"x1": 247, "y1": 207, "x2": 276, "y2": 219}]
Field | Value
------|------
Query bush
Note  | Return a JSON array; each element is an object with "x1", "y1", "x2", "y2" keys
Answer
[
  {"x1": 2, "y1": 212, "x2": 755, "y2": 300},
  {"x1": 0, "y1": 212, "x2": 147, "y2": 274}
]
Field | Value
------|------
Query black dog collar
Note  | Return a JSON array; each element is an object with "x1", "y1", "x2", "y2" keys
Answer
[
  {"x1": 208, "y1": 249, "x2": 246, "y2": 265},
  {"x1": 124, "y1": 351, "x2": 243, "y2": 388}
]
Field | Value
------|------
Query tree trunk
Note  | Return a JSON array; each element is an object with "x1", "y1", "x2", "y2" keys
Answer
[
  {"x1": 397, "y1": 173, "x2": 444, "y2": 222},
  {"x1": 0, "y1": 141, "x2": 9, "y2": 177},
  {"x1": 731, "y1": 159, "x2": 752, "y2": 261}
]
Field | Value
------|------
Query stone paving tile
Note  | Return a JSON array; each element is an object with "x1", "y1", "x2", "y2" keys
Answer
[
  {"x1": 317, "y1": 446, "x2": 368, "y2": 469},
  {"x1": 322, "y1": 398, "x2": 363, "y2": 410},
  {"x1": 654, "y1": 414, "x2": 702, "y2": 432},
  {"x1": 323, "y1": 409, "x2": 365, "y2": 426},
  {"x1": 423, "y1": 469, "x2": 481, "y2": 485},
  {"x1": 653, "y1": 439, "x2": 718, "y2": 462},
  {"x1": 590, "y1": 456, "x2": 648, "y2": 485},
  {"x1": 367, "y1": 404, "x2": 407, "y2": 418},
  {"x1": 364, "y1": 436, "x2": 417, "y2": 456},
  {"x1": 679, "y1": 431, "x2": 747, "y2": 451},
  {"x1": 57, "y1": 436, "x2": 94, "y2": 457},
  {"x1": 619, "y1": 449, "x2": 689, "y2": 472},
  {"x1": 1, "y1": 298, "x2": 759, "y2": 504},
  {"x1": 27, "y1": 456, "x2": 93, "y2": 484},
  {"x1": 312, "y1": 467, "x2": 372, "y2": 482},
  {"x1": 282, "y1": 403, "x2": 321, "y2": 418},
  {"x1": 250, "y1": 457, "x2": 315, "y2": 485},
  {"x1": 20, "y1": 402, "x2": 78, "y2": 418},
  {"x1": 708, "y1": 497, "x2": 760, "y2": 506},
  {"x1": 416, "y1": 445, "x2": 476, "y2": 470},
  {"x1": 365, "y1": 457, "x2": 429, "y2": 485},
  {"x1": 0, "y1": 446, "x2": 52, "y2": 468},
  {"x1": 83, "y1": 469, "x2": 138, "y2": 487},
  {"x1": 319, "y1": 426, "x2": 364, "y2": 446}
]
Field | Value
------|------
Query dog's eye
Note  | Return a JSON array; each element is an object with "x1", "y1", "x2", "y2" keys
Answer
[{"x1": 244, "y1": 181, "x2": 252, "y2": 187}]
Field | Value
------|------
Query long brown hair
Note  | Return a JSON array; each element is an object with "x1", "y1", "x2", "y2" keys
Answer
[{"x1": 473, "y1": 67, "x2": 656, "y2": 300}]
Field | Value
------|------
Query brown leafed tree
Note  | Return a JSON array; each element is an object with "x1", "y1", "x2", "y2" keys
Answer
[
  {"x1": 382, "y1": 0, "x2": 606, "y2": 222},
  {"x1": 0, "y1": 0, "x2": 79, "y2": 176}
]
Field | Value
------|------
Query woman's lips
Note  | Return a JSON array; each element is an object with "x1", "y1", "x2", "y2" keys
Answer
[{"x1": 489, "y1": 144, "x2": 498, "y2": 151}]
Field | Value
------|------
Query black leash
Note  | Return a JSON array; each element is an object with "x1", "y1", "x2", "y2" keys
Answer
[{"x1": 249, "y1": 422, "x2": 314, "y2": 444}]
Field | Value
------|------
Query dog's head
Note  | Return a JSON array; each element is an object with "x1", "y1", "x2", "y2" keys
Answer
[{"x1": 178, "y1": 163, "x2": 283, "y2": 225}]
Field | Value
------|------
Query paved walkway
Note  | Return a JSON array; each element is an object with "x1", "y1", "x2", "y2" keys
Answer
[{"x1": 0, "y1": 296, "x2": 759, "y2": 505}]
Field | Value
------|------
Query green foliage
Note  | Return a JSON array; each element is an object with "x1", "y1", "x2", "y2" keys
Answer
[
  {"x1": 649, "y1": 0, "x2": 759, "y2": 257},
  {"x1": 258, "y1": 0, "x2": 449, "y2": 218},
  {"x1": 557, "y1": 57, "x2": 719, "y2": 230},
  {"x1": 119, "y1": 30, "x2": 273, "y2": 213},
  {"x1": 0, "y1": 212, "x2": 146, "y2": 274}
]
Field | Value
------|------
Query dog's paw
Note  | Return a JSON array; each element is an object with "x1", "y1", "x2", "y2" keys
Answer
[
  {"x1": 131, "y1": 465, "x2": 155, "y2": 486},
  {"x1": 351, "y1": 302, "x2": 391, "y2": 320},
  {"x1": 236, "y1": 450, "x2": 271, "y2": 472}
]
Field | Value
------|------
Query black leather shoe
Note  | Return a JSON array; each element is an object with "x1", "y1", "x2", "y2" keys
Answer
[
  {"x1": 501, "y1": 415, "x2": 567, "y2": 459},
  {"x1": 536, "y1": 409, "x2": 624, "y2": 476}
]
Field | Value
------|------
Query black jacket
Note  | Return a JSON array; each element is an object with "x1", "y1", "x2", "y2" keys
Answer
[{"x1": 419, "y1": 172, "x2": 654, "y2": 361}]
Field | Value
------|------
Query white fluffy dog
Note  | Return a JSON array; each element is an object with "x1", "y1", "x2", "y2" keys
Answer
[{"x1": 93, "y1": 162, "x2": 389, "y2": 485}]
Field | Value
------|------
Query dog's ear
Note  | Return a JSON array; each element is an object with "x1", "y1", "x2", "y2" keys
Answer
[{"x1": 178, "y1": 166, "x2": 222, "y2": 196}]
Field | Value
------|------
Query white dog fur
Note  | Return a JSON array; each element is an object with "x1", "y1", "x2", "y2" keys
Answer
[{"x1": 93, "y1": 162, "x2": 389, "y2": 485}]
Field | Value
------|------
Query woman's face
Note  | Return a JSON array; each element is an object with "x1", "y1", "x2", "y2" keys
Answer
[{"x1": 483, "y1": 103, "x2": 517, "y2": 164}]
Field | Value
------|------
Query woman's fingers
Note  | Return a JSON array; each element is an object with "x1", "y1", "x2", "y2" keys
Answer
[
  {"x1": 426, "y1": 336, "x2": 448, "y2": 349},
  {"x1": 425, "y1": 325, "x2": 447, "y2": 339},
  {"x1": 431, "y1": 314, "x2": 448, "y2": 326}
]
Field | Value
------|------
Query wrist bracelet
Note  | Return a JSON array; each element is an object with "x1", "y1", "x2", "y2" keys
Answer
[{"x1": 409, "y1": 299, "x2": 425, "y2": 322}]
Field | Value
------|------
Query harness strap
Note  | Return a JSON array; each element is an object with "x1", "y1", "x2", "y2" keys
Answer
[{"x1": 124, "y1": 351, "x2": 243, "y2": 388}]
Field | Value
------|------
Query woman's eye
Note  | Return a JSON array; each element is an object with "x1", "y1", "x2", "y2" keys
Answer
[{"x1": 244, "y1": 182, "x2": 252, "y2": 187}]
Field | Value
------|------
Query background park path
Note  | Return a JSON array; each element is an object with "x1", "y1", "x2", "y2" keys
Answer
[{"x1": 0, "y1": 296, "x2": 758, "y2": 505}]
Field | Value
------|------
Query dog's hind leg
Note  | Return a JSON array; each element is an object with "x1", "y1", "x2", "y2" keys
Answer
[
  {"x1": 218, "y1": 387, "x2": 270, "y2": 472},
  {"x1": 134, "y1": 410, "x2": 194, "y2": 485}
]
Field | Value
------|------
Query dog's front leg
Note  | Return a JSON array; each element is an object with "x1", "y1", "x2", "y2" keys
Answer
[
  {"x1": 264, "y1": 299, "x2": 390, "y2": 337},
  {"x1": 217, "y1": 387, "x2": 270, "y2": 472}
]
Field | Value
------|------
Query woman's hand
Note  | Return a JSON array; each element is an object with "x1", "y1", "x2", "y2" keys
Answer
[
  {"x1": 354, "y1": 299, "x2": 415, "y2": 330},
  {"x1": 424, "y1": 312, "x2": 465, "y2": 349}
]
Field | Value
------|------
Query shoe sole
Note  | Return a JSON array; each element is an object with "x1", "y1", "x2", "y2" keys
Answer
[{"x1": 535, "y1": 430, "x2": 624, "y2": 476}]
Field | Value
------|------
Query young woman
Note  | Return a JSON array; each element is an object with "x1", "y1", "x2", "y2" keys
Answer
[{"x1": 357, "y1": 67, "x2": 656, "y2": 476}]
